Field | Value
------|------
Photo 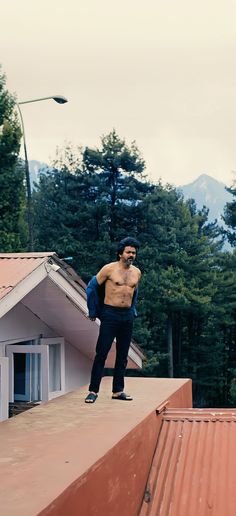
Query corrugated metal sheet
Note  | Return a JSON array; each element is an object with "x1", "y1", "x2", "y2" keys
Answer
[
  {"x1": 140, "y1": 409, "x2": 236, "y2": 516},
  {"x1": 0, "y1": 254, "x2": 53, "y2": 300}
]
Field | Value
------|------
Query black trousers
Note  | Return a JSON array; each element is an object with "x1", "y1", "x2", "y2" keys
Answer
[{"x1": 89, "y1": 304, "x2": 134, "y2": 394}]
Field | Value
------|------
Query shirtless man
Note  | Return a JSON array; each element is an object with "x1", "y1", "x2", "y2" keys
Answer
[{"x1": 85, "y1": 237, "x2": 141, "y2": 403}]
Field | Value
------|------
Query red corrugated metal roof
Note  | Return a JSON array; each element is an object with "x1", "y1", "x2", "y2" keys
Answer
[
  {"x1": 0, "y1": 253, "x2": 55, "y2": 300},
  {"x1": 140, "y1": 408, "x2": 236, "y2": 516}
]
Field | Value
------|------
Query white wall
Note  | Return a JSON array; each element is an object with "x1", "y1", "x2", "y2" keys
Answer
[
  {"x1": 0, "y1": 302, "x2": 56, "y2": 343},
  {"x1": 65, "y1": 341, "x2": 91, "y2": 391},
  {"x1": 0, "y1": 357, "x2": 9, "y2": 421},
  {"x1": 0, "y1": 302, "x2": 92, "y2": 397}
]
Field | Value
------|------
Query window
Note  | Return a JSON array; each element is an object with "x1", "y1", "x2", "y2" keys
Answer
[{"x1": 6, "y1": 338, "x2": 65, "y2": 403}]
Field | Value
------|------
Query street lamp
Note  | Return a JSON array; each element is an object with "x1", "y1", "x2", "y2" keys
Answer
[
  {"x1": 19, "y1": 95, "x2": 68, "y2": 105},
  {"x1": 16, "y1": 95, "x2": 68, "y2": 251}
]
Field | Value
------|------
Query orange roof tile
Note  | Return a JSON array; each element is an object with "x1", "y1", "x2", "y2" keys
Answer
[
  {"x1": 0, "y1": 286, "x2": 12, "y2": 299},
  {"x1": 0, "y1": 253, "x2": 55, "y2": 300},
  {"x1": 141, "y1": 408, "x2": 236, "y2": 516}
]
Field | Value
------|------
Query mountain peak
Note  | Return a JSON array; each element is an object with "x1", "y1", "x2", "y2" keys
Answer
[
  {"x1": 182, "y1": 174, "x2": 226, "y2": 189},
  {"x1": 180, "y1": 174, "x2": 232, "y2": 224}
]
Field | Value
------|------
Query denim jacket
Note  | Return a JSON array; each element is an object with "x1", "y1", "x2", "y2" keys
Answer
[{"x1": 86, "y1": 275, "x2": 138, "y2": 319}]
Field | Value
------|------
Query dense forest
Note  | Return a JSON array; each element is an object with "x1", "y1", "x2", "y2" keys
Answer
[{"x1": 1, "y1": 69, "x2": 236, "y2": 407}]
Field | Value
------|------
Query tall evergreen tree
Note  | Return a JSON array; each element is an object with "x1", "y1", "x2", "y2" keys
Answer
[
  {"x1": 0, "y1": 68, "x2": 27, "y2": 251},
  {"x1": 224, "y1": 181, "x2": 236, "y2": 246},
  {"x1": 34, "y1": 133, "x2": 153, "y2": 277},
  {"x1": 83, "y1": 129, "x2": 150, "y2": 245},
  {"x1": 133, "y1": 187, "x2": 223, "y2": 399},
  {"x1": 213, "y1": 250, "x2": 236, "y2": 405}
]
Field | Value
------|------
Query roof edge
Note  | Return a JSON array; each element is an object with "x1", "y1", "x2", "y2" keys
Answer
[{"x1": 0, "y1": 252, "x2": 56, "y2": 258}]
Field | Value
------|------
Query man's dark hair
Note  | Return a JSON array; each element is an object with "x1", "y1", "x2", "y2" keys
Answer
[{"x1": 117, "y1": 237, "x2": 140, "y2": 260}]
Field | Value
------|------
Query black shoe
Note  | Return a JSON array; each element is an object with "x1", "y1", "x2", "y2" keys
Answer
[
  {"x1": 85, "y1": 392, "x2": 98, "y2": 403},
  {"x1": 112, "y1": 392, "x2": 133, "y2": 401}
]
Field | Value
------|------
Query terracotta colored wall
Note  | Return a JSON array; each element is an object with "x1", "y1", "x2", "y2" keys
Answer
[
  {"x1": 167, "y1": 378, "x2": 192, "y2": 409},
  {"x1": 39, "y1": 381, "x2": 192, "y2": 516},
  {"x1": 39, "y1": 411, "x2": 161, "y2": 516}
]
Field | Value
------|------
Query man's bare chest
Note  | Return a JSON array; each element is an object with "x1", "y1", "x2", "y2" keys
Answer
[{"x1": 108, "y1": 269, "x2": 138, "y2": 288}]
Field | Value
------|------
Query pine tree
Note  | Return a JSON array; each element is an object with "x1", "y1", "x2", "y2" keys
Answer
[
  {"x1": 34, "y1": 133, "x2": 153, "y2": 278},
  {"x1": 133, "y1": 186, "x2": 222, "y2": 396},
  {"x1": 223, "y1": 181, "x2": 236, "y2": 246},
  {"x1": 0, "y1": 68, "x2": 27, "y2": 251},
  {"x1": 83, "y1": 130, "x2": 149, "y2": 245}
]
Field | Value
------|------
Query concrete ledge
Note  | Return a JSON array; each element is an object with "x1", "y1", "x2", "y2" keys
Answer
[{"x1": 0, "y1": 377, "x2": 192, "y2": 516}]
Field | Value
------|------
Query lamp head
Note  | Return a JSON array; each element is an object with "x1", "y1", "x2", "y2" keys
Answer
[{"x1": 53, "y1": 96, "x2": 68, "y2": 104}]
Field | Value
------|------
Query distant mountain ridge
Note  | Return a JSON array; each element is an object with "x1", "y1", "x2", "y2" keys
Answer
[{"x1": 180, "y1": 173, "x2": 233, "y2": 226}]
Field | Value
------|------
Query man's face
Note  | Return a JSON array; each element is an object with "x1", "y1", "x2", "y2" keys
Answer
[{"x1": 119, "y1": 246, "x2": 136, "y2": 265}]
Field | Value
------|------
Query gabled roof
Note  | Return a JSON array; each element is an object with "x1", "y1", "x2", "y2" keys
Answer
[
  {"x1": 0, "y1": 253, "x2": 55, "y2": 300},
  {"x1": 0, "y1": 252, "x2": 87, "y2": 302},
  {"x1": 140, "y1": 408, "x2": 236, "y2": 516}
]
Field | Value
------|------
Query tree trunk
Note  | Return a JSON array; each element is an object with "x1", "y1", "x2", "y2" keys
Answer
[{"x1": 167, "y1": 314, "x2": 174, "y2": 378}]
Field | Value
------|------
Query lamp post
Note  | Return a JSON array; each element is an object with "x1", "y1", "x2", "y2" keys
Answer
[{"x1": 16, "y1": 95, "x2": 68, "y2": 251}]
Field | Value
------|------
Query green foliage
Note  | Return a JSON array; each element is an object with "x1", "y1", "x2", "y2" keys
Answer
[
  {"x1": 224, "y1": 181, "x2": 236, "y2": 246},
  {"x1": 33, "y1": 131, "x2": 152, "y2": 277},
  {"x1": 229, "y1": 369, "x2": 236, "y2": 405},
  {"x1": 0, "y1": 68, "x2": 27, "y2": 251},
  {"x1": 83, "y1": 129, "x2": 149, "y2": 243}
]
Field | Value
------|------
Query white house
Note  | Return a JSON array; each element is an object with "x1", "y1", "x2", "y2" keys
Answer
[{"x1": 0, "y1": 253, "x2": 144, "y2": 421}]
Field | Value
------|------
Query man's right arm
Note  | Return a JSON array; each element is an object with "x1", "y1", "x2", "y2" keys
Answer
[{"x1": 96, "y1": 264, "x2": 111, "y2": 285}]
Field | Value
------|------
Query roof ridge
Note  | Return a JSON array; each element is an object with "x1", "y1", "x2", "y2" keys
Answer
[
  {"x1": 162, "y1": 408, "x2": 236, "y2": 422},
  {"x1": 0, "y1": 252, "x2": 56, "y2": 258}
]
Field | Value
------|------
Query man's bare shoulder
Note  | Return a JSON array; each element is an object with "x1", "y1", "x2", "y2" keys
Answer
[
  {"x1": 96, "y1": 262, "x2": 117, "y2": 284},
  {"x1": 131, "y1": 264, "x2": 142, "y2": 278},
  {"x1": 100, "y1": 261, "x2": 117, "y2": 273}
]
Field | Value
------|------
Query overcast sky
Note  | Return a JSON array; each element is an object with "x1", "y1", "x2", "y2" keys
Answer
[{"x1": 2, "y1": 0, "x2": 236, "y2": 187}]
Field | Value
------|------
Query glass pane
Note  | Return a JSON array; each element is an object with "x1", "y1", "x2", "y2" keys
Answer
[
  {"x1": 49, "y1": 344, "x2": 61, "y2": 392},
  {"x1": 14, "y1": 353, "x2": 26, "y2": 395},
  {"x1": 30, "y1": 353, "x2": 41, "y2": 401}
]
